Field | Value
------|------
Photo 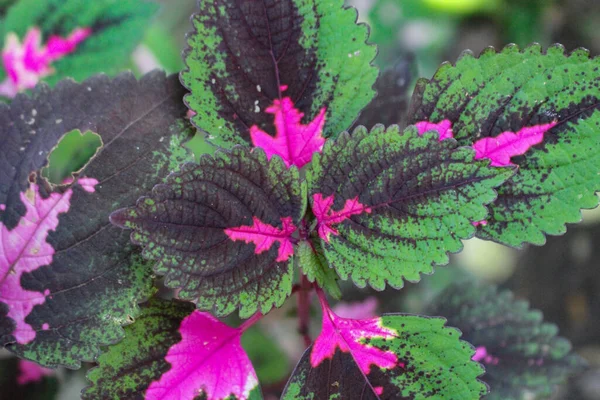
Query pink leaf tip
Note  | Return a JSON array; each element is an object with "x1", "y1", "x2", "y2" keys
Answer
[
  {"x1": 472, "y1": 346, "x2": 499, "y2": 365},
  {"x1": 224, "y1": 216, "x2": 297, "y2": 262},
  {"x1": 250, "y1": 97, "x2": 326, "y2": 168},
  {"x1": 415, "y1": 119, "x2": 454, "y2": 141},
  {"x1": 473, "y1": 122, "x2": 558, "y2": 167},
  {"x1": 312, "y1": 193, "x2": 371, "y2": 243},
  {"x1": 0, "y1": 26, "x2": 91, "y2": 98}
]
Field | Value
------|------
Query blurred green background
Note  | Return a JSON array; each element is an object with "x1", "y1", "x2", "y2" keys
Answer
[{"x1": 2, "y1": 0, "x2": 600, "y2": 399}]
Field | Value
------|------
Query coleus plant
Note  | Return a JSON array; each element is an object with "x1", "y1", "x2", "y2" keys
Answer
[{"x1": 0, "y1": 0, "x2": 596, "y2": 398}]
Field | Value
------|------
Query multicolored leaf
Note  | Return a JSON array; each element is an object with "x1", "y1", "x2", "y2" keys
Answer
[
  {"x1": 181, "y1": 0, "x2": 378, "y2": 148},
  {"x1": 0, "y1": 0, "x2": 157, "y2": 96},
  {"x1": 408, "y1": 44, "x2": 600, "y2": 247},
  {"x1": 306, "y1": 124, "x2": 513, "y2": 290},
  {"x1": 0, "y1": 71, "x2": 192, "y2": 367},
  {"x1": 83, "y1": 298, "x2": 263, "y2": 400},
  {"x1": 296, "y1": 239, "x2": 341, "y2": 299},
  {"x1": 282, "y1": 290, "x2": 487, "y2": 398},
  {"x1": 426, "y1": 282, "x2": 586, "y2": 400},
  {"x1": 110, "y1": 148, "x2": 307, "y2": 318}
]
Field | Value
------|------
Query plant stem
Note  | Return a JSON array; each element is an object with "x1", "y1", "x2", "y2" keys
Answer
[
  {"x1": 239, "y1": 311, "x2": 263, "y2": 333},
  {"x1": 297, "y1": 275, "x2": 313, "y2": 347}
]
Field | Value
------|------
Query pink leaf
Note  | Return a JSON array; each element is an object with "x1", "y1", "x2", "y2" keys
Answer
[
  {"x1": 0, "y1": 26, "x2": 91, "y2": 98},
  {"x1": 146, "y1": 311, "x2": 260, "y2": 400},
  {"x1": 311, "y1": 291, "x2": 397, "y2": 375},
  {"x1": 224, "y1": 216, "x2": 297, "y2": 262},
  {"x1": 473, "y1": 122, "x2": 558, "y2": 167},
  {"x1": 0, "y1": 179, "x2": 94, "y2": 344},
  {"x1": 472, "y1": 220, "x2": 488, "y2": 227},
  {"x1": 332, "y1": 297, "x2": 378, "y2": 320},
  {"x1": 17, "y1": 359, "x2": 55, "y2": 385},
  {"x1": 472, "y1": 346, "x2": 499, "y2": 365},
  {"x1": 312, "y1": 193, "x2": 372, "y2": 243},
  {"x1": 250, "y1": 97, "x2": 326, "y2": 168},
  {"x1": 415, "y1": 119, "x2": 454, "y2": 141}
]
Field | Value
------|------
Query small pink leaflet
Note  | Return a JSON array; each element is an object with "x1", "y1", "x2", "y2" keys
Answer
[
  {"x1": 472, "y1": 346, "x2": 499, "y2": 365},
  {"x1": 224, "y1": 216, "x2": 296, "y2": 262},
  {"x1": 472, "y1": 122, "x2": 558, "y2": 167},
  {"x1": 250, "y1": 97, "x2": 326, "y2": 168},
  {"x1": 0, "y1": 178, "x2": 96, "y2": 344},
  {"x1": 0, "y1": 26, "x2": 91, "y2": 98},
  {"x1": 146, "y1": 311, "x2": 260, "y2": 400},
  {"x1": 312, "y1": 193, "x2": 372, "y2": 243},
  {"x1": 472, "y1": 220, "x2": 488, "y2": 227},
  {"x1": 17, "y1": 359, "x2": 55, "y2": 385},
  {"x1": 311, "y1": 290, "x2": 398, "y2": 376},
  {"x1": 77, "y1": 177, "x2": 99, "y2": 193},
  {"x1": 415, "y1": 119, "x2": 454, "y2": 141}
]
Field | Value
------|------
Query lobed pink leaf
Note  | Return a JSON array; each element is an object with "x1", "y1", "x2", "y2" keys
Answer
[
  {"x1": 250, "y1": 96, "x2": 326, "y2": 168},
  {"x1": 146, "y1": 311, "x2": 259, "y2": 400},
  {"x1": 224, "y1": 216, "x2": 297, "y2": 262},
  {"x1": 415, "y1": 119, "x2": 454, "y2": 141}
]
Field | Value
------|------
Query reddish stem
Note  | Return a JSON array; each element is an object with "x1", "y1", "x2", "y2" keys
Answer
[
  {"x1": 239, "y1": 311, "x2": 263, "y2": 333},
  {"x1": 297, "y1": 275, "x2": 313, "y2": 347}
]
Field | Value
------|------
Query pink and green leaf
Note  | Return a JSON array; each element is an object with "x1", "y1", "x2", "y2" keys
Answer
[
  {"x1": 427, "y1": 282, "x2": 586, "y2": 400},
  {"x1": 0, "y1": 71, "x2": 191, "y2": 368},
  {"x1": 408, "y1": 44, "x2": 600, "y2": 247},
  {"x1": 181, "y1": 0, "x2": 378, "y2": 148},
  {"x1": 0, "y1": 0, "x2": 158, "y2": 94},
  {"x1": 282, "y1": 292, "x2": 487, "y2": 398},
  {"x1": 110, "y1": 148, "x2": 307, "y2": 318},
  {"x1": 0, "y1": 356, "x2": 58, "y2": 399},
  {"x1": 83, "y1": 298, "x2": 263, "y2": 400},
  {"x1": 306, "y1": 124, "x2": 513, "y2": 290}
]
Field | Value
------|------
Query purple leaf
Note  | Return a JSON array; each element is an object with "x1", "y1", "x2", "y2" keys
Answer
[
  {"x1": 224, "y1": 216, "x2": 297, "y2": 262},
  {"x1": 250, "y1": 96, "x2": 326, "y2": 168}
]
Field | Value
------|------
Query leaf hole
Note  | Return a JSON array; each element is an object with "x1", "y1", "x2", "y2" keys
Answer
[{"x1": 42, "y1": 129, "x2": 103, "y2": 184}]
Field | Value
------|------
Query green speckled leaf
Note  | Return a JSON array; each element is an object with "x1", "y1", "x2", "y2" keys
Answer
[
  {"x1": 0, "y1": 71, "x2": 192, "y2": 368},
  {"x1": 181, "y1": 0, "x2": 378, "y2": 148},
  {"x1": 282, "y1": 314, "x2": 487, "y2": 399},
  {"x1": 0, "y1": 0, "x2": 157, "y2": 86},
  {"x1": 307, "y1": 124, "x2": 513, "y2": 290},
  {"x1": 408, "y1": 44, "x2": 600, "y2": 247},
  {"x1": 427, "y1": 282, "x2": 586, "y2": 400},
  {"x1": 110, "y1": 148, "x2": 307, "y2": 318}
]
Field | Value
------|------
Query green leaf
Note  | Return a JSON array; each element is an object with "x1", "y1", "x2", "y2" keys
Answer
[
  {"x1": 306, "y1": 125, "x2": 513, "y2": 290},
  {"x1": 408, "y1": 44, "x2": 600, "y2": 247},
  {"x1": 0, "y1": 71, "x2": 192, "y2": 368},
  {"x1": 0, "y1": 0, "x2": 158, "y2": 85},
  {"x1": 181, "y1": 0, "x2": 378, "y2": 148},
  {"x1": 296, "y1": 239, "x2": 341, "y2": 299},
  {"x1": 426, "y1": 282, "x2": 586, "y2": 400},
  {"x1": 282, "y1": 313, "x2": 487, "y2": 399},
  {"x1": 110, "y1": 148, "x2": 307, "y2": 318}
]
